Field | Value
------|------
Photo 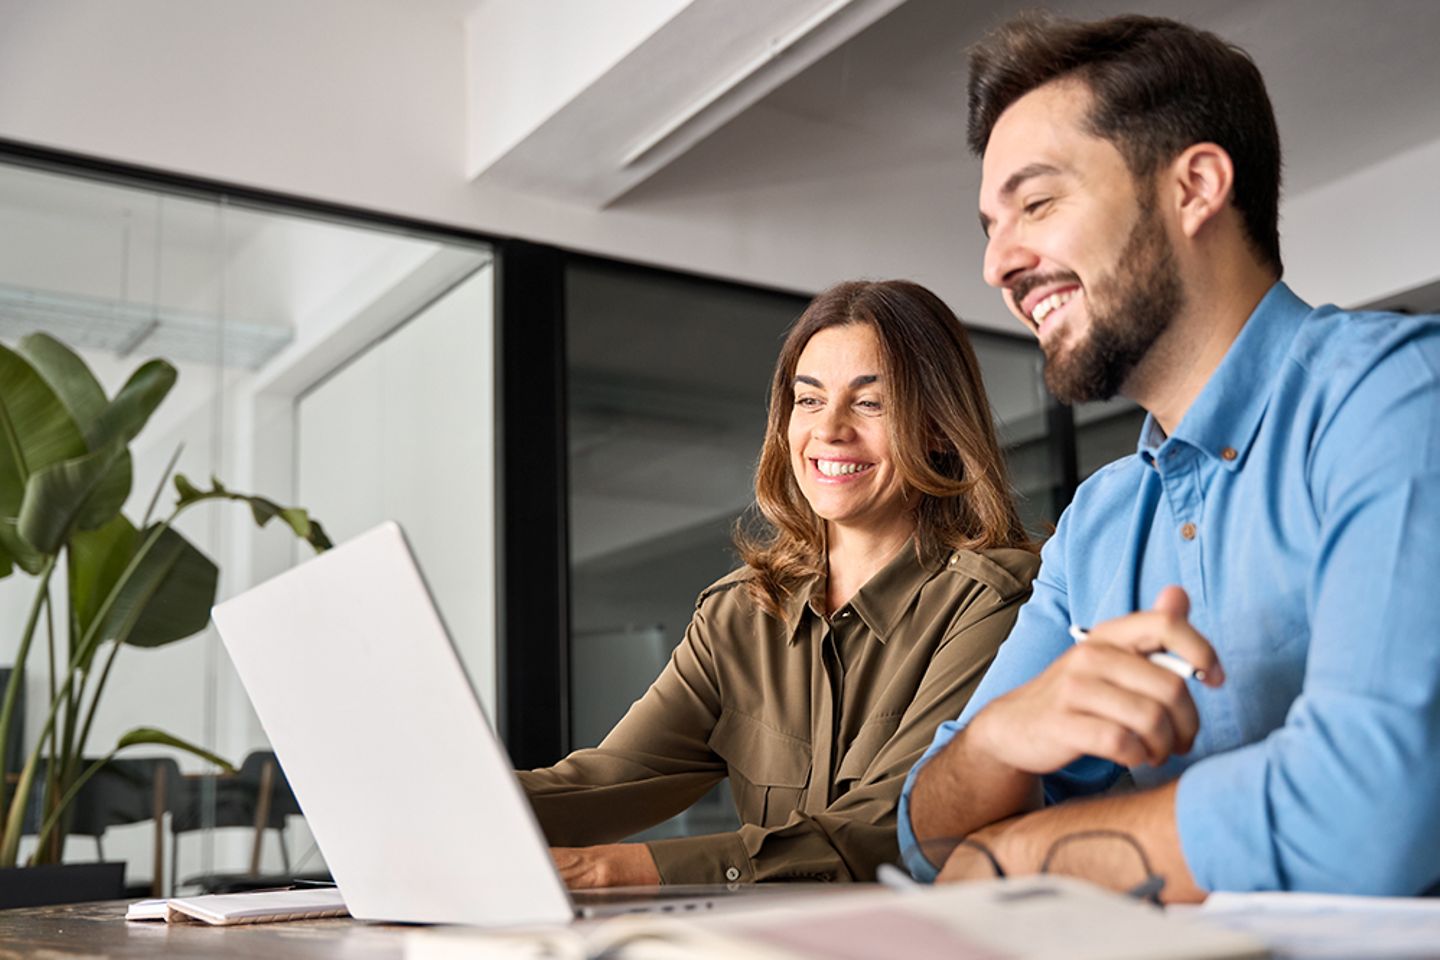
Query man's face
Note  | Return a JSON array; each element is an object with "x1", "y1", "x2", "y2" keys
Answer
[{"x1": 977, "y1": 80, "x2": 1184, "y2": 404}]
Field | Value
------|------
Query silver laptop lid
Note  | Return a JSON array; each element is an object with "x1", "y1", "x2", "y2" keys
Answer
[{"x1": 211, "y1": 521, "x2": 573, "y2": 926}]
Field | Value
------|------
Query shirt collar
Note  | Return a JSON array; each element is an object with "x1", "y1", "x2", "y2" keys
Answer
[
  {"x1": 787, "y1": 539, "x2": 946, "y2": 644},
  {"x1": 1137, "y1": 282, "x2": 1310, "y2": 469}
]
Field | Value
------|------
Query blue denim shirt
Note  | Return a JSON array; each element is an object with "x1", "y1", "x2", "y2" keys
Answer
[{"x1": 899, "y1": 283, "x2": 1440, "y2": 894}]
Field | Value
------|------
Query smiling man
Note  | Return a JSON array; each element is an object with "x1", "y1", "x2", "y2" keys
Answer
[{"x1": 897, "y1": 12, "x2": 1440, "y2": 900}]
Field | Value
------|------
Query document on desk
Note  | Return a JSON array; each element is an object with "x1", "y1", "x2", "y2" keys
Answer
[
  {"x1": 406, "y1": 876, "x2": 1267, "y2": 960},
  {"x1": 1198, "y1": 891, "x2": 1440, "y2": 958},
  {"x1": 125, "y1": 887, "x2": 348, "y2": 925}
]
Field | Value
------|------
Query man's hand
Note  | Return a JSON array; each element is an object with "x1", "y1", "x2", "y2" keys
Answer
[
  {"x1": 550, "y1": 843, "x2": 661, "y2": 889},
  {"x1": 969, "y1": 587, "x2": 1225, "y2": 773}
]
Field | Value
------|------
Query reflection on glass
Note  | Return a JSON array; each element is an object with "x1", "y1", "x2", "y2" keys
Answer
[{"x1": 968, "y1": 332, "x2": 1054, "y2": 531}]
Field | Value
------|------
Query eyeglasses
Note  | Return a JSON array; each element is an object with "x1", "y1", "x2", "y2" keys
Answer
[{"x1": 909, "y1": 829, "x2": 1166, "y2": 905}]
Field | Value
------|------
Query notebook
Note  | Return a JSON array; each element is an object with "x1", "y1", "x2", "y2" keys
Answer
[
  {"x1": 210, "y1": 521, "x2": 825, "y2": 927},
  {"x1": 126, "y1": 887, "x2": 348, "y2": 925}
]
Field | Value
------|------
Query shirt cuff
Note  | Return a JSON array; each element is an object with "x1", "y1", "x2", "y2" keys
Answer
[
  {"x1": 1175, "y1": 743, "x2": 1279, "y2": 893},
  {"x1": 897, "y1": 719, "x2": 965, "y2": 883},
  {"x1": 645, "y1": 832, "x2": 754, "y2": 885}
]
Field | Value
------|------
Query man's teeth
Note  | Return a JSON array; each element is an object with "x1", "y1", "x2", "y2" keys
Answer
[
  {"x1": 816, "y1": 460, "x2": 872, "y2": 477},
  {"x1": 1032, "y1": 289, "x2": 1079, "y2": 325}
]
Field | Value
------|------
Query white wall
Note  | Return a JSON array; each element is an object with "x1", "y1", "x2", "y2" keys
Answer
[{"x1": 295, "y1": 263, "x2": 497, "y2": 717}]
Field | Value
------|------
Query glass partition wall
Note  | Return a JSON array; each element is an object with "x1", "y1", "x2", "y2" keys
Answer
[{"x1": 0, "y1": 148, "x2": 492, "y2": 895}]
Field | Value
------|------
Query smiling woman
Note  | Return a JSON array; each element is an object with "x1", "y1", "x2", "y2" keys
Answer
[{"x1": 518, "y1": 279, "x2": 1039, "y2": 888}]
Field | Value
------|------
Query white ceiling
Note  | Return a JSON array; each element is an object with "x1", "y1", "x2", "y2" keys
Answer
[
  {"x1": 477, "y1": 0, "x2": 1440, "y2": 212},
  {"x1": 747, "y1": 0, "x2": 1440, "y2": 199}
]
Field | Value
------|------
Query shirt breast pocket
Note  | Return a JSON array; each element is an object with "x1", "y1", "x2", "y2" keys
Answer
[{"x1": 709, "y1": 710, "x2": 812, "y2": 827}]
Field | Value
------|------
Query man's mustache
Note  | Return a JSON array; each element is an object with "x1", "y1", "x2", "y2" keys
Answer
[{"x1": 1010, "y1": 272, "x2": 1083, "y2": 310}]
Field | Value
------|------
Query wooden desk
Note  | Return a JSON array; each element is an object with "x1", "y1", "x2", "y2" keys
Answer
[{"x1": 0, "y1": 900, "x2": 409, "y2": 959}]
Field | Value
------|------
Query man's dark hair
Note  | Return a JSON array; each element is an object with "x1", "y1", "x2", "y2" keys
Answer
[{"x1": 968, "y1": 12, "x2": 1283, "y2": 274}]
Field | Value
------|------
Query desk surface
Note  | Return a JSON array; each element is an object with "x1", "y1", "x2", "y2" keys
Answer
[{"x1": 0, "y1": 900, "x2": 408, "y2": 959}]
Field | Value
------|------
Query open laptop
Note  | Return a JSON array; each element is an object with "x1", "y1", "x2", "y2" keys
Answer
[{"x1": 210, "y1": 521, "x2": 821, "y2": 926}]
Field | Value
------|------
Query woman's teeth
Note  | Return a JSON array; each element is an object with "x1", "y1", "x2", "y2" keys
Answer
[{"x1": 816, "y1": 460, "x2": 873, "y2": 477}]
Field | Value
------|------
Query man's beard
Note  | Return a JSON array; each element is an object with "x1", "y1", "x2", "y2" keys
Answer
[{"x1": 1040, "y1": 204, "x2": 1185, "y2": 405}]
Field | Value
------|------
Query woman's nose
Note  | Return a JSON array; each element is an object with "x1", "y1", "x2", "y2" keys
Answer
[{"x1": 815, "y1": 404, "x2": 854, "y2": 442}]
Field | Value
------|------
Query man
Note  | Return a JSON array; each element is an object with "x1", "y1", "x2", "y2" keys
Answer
[{"x1": 898, "y1": 12, "x2": 1440, "y2": 901}]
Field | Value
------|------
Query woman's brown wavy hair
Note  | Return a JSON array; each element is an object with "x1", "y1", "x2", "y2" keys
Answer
[{"x1": 737, "y1": 279, "x2": 1035, "y2": 617}]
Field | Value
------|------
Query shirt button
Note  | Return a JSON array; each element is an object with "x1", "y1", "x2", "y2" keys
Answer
[
  {"x1": 837, "y1": 610, "x2": 850, "y2": 620},
  {"x1": 1180, "y1": 522, "x2": 1198, "y2": 541},
  {"x1": 725, "y1": 867, "x2": 741, "y2": 882},
  {"x1": 1221, "y1": 446, "x2": 1238, "y2": 462}
]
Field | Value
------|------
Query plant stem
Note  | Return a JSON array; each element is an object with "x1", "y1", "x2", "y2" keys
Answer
[
  {"x1": 42, "y1": 585, "x2": 62, "y2": 864},
  {"x1": 0, "y1": 556, "x2": 57, "y2": 823},
  {"x1": 28, "y1": 750, "x2": 116, "y2": 867},
  {"x1": 73, "y1": 637, "x2": 125, "y2": 790},
  {"x1": 142, "y1": 443, "x2": 184, "y2": 530}
]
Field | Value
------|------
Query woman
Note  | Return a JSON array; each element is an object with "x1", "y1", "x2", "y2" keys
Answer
[{"x1": 519, "y1": 280, "x2": 1039, "y2": 887}]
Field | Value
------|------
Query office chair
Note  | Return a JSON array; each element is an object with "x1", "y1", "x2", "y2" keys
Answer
[
  {"x1": 168, "y1": 750, "x2": 302, "y2": 894},
  {"x1": 66, "y1": 757, "x2": 181, "y2": 897}
]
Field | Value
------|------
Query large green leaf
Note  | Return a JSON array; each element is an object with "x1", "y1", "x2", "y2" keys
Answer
[
  {"x1": 175, "y1": 475, "x2": 333, "y2": 551},
  {"x1": 0, "y1": 344, "x2": 87, "y2": 519},
  {"x1": 69, "y1": 514, "x2": 138, "y2": 642},
  {"x1": 114, "y1": 726, "x2": 235, "y2": 773},
  {"x1": 99, "y1": 525, "x2": 218, "y2": 650},
  {"x1": 0, "y1": 518, "x2": 46, "y2": 576},
  {"x1": 17, "y1": 334, "x2": 109, "y2": 448},
  {"x1": 92, "y1": 360, "x2": 176, "y2": 448},
  {"x1": 17, "y1": 442, "x2": 131, "y2": 555}
]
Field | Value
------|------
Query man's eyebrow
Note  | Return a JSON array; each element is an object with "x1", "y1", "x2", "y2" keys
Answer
[{"x1": 979, "y1": 162, "x2": 1065, "y2": 236}]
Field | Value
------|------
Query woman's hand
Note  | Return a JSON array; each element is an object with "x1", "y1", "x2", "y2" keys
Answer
[{"x1": 550, "y1": 843, "x2": 661, "y2": 889}]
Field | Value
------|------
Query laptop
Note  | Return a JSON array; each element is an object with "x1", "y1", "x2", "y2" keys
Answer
[{"x1": 210, "y1": 521, "x2": 823, "y2": 926}]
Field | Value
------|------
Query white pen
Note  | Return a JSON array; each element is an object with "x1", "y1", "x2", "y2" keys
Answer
[{"x1": 1068, "y1": 624, "x2": 1205, "y2": 681}]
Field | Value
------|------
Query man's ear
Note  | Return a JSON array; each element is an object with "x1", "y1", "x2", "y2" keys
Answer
[{"x1": 1169, "y1": 142, "x2": 1235, "y2": 239}]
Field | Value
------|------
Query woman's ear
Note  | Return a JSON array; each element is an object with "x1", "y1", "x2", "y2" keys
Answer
[{"x1": 1167, "y1": 142, "x2": 1235, "y2": 240}]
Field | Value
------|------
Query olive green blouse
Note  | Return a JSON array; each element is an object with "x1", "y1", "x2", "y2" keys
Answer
[{"x1": 517, "y1": 542, "x2": 1038, "y2": 885}]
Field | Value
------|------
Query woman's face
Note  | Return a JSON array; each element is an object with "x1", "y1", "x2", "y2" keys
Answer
[{"x1": 787, "y1": 324, "x2": 912, "y2": 539}]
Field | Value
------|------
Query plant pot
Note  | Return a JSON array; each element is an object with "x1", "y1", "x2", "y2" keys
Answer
[{"x1": 0, "y1": 862, "x2": 125, "y2": 909}]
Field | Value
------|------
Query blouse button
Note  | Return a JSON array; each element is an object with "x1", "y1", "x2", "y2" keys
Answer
[{"x1": 725, "y1": 866, "x2": 741, "y2": 882}]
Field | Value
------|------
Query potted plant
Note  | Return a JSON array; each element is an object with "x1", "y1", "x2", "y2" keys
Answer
[{"x1": 0, "y1": 332, "x2": 329, "y2": 900}]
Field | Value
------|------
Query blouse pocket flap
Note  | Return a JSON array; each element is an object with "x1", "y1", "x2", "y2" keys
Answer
[
  {"x1": 708, "y1": 710, "x2": 812, "y2": 788},
  {"x1": 836, "y1": 714, "x2": 903, "y2": 783}
]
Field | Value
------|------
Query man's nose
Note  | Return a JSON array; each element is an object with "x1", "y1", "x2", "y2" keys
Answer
[{"x1": 983, "y1": 225, "x2": 1038, "y2": 290}]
